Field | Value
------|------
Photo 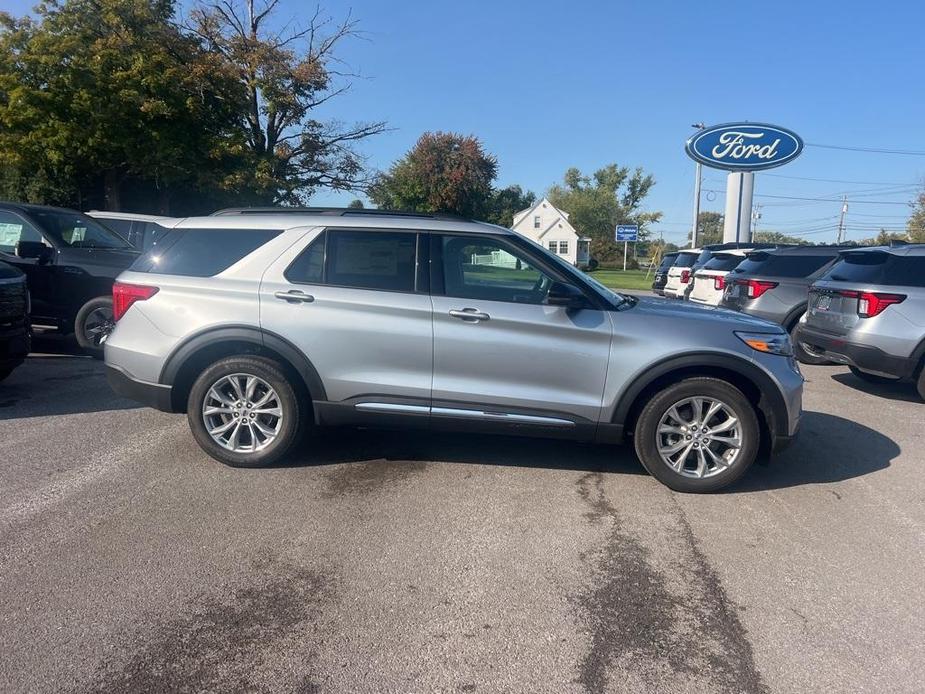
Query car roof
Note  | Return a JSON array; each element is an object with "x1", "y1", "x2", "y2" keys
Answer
[
  {"x1": 677, "y1": 248, "x2": 701, "y2": 255},
  {"x1": 838, "y1": 243, "x2": 925, "y2": 257},
  {"x1": 748, "y1": 245, "x2": 851, "y2": 256},
  {"x1": 86, "y1": 210, "x2": 176, "y2": 222},
  {"x1": 175, "y1": 210, "x2": 513, "y2": 235},
  {"x1": 711, "y1": 248, "x2": 753, "y2": 257},
  {"x1": 0, "y1": 200, "x2": 84, "y2": 215}
]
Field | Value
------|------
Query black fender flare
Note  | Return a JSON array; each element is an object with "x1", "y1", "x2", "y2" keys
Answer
[
  {"x1": 782, "y1": 302, "x2": 808, "y2": 332},
  {"x1": 158, "y1": 325, "x2": 327, "y2": 401},
  {"x1": 610, "y1": 352, "x2": 790, "y2": 438}
]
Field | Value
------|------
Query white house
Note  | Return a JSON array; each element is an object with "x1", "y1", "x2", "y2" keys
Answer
[{"x1": 511, "y1": 197, "x2": 591, "y2": 267}]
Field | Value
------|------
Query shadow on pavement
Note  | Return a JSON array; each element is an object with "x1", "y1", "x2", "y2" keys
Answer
[
  {"x1": 730, "y1": 410, "x2": 899, "y2": 493},
  {"x1": 283, "y1": 409, "x2": 897, "y2": 492},
  {"x1": 0, "y1": 331, "x2": 141, "y2": 420},
  {"x1": 830, "y1": 371, "x2": 922, "y2": 404}
]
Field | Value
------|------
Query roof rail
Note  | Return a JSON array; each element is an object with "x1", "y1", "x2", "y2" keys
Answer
[{"x1": 210, "y1": 206, "x2": 470, "y2": 222}]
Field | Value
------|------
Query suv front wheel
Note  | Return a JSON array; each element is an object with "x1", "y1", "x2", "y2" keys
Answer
[
  {"x1": 634, "y1": 377, "x2": 760, "y2": 493},
  {"x1": 187, "y1": 356, "x2": 304, "y2": 468}
]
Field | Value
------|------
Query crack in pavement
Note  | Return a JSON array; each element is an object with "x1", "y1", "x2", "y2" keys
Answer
[{"x1": 573, "y1": 472, "x2": 768, "y2": 694}]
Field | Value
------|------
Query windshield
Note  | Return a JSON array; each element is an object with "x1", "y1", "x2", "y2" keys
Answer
[{"x1": 31, "y1": 209, "x2": 132, "y2": 249}]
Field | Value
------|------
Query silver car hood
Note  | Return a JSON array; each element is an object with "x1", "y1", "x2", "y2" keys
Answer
[{"x1": 628, "y1": 296, "x2": 784, "y2": 333}]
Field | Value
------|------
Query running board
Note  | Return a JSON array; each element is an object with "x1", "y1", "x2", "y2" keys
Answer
[{"x1": 354, "y1": 402, "x2": 575, "y2": 427}]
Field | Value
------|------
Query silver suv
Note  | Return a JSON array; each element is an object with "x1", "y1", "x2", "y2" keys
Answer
[
  {"x1": 796, "y1": 244, "x2": 925, "y2": 400},
  {"x1": 104, "y1": 209, "x2": 803, "y2": 493}
]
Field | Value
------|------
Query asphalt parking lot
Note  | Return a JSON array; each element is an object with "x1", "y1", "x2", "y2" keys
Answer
[{"x1": 1, "y1": 337, "x2": 923, "y2": 693}]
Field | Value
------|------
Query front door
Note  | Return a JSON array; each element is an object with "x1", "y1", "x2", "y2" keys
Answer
[
  {"x1": 259, "y1": 227, "x2": 433, "y2": 411},
  {"x1": 0, "y1": 209, "x2": 54, "y2": 318},
  {"x1": 430, "y1": 234, "x2": 613, "y2": 429}
]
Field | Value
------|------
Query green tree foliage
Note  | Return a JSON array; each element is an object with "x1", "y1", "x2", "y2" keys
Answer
[
  {"x1": 369, "y1": 132, "x2": 499, "y2": 218},
  {"x1": 752, "y1": 231, "x2": 811, "y2": 245},
  {"x1": 546, "y1": 164, "x2": 661, "y2": 266},
  {"x1": 690, "y1": 211, "x2": 723, "y2": 245},
  {"x1": 189, "y1": 0, "x2": 387, "y2": 204},
  {"x1": 347, "y1": 198, "x2": 365, "y2": 209},
  {"x1": 0, "y1": 0, "x2": 243, "y2": 211},
  {"x1": 907, "y1": 189, "x2": 925, "y2": 242},
  {"x1": 483, "y1": 184, "x2": 535, "y2": 227}
]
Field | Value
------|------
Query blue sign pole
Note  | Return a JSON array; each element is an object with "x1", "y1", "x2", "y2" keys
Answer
[{"x1": 615, "y1": 225, "x2": 639, "y2": 271}]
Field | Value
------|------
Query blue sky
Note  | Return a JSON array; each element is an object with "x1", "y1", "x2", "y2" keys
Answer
[{"x1": 7, "y1": 0, "x2": 925, "y2": 242}]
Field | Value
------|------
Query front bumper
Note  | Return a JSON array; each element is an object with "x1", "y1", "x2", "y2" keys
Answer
[
  {"x1": 795, "y1": 325, "x2": 916, "y2": 380},
  {"x1": 106, "y1": 363, "x2": 174, "y2": 411}
]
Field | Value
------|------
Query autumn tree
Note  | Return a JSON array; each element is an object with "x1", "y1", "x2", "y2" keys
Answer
[
  {"x1": 369, "y1": 132, "x2": 498, "y2": 218},
  {"x1": 690, "y1": 211, "x2": 724, "y2": 245},
  {"x1": 907, "y1": 189, "x2": 925, "y2": 242},
  {"x1": 188, "y1": 0, "x2": 387, "y2": 204},
  {"x1": 547, "y1": 164, "x2": 662, "y2": 266},
  {"x1": 0, "y1": 0, "x2": 243, "y2": 211}
]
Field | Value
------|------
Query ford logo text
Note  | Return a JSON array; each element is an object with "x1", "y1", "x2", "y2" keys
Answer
[{"x1": 685, "y1": 123, "x2": 803, "y2": 171}]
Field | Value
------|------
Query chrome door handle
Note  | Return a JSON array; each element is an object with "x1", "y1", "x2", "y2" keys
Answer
[
  {"x1": 449, "y1": 308, "x2": 490, "y2": 322},
  {"x1": 274, "y1": 289, "x2": 315, "y2": 304}
]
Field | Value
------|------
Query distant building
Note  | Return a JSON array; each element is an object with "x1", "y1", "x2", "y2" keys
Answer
[{"x1": 511, "y1": 197, "x2": 591, "y2": 267}]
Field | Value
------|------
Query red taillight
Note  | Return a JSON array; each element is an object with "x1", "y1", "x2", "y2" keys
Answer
[
  {"x1": 680, "y1": 269, "x2": 691, "y2": 284},
  {"x1": 713, "y1": 276, "x2": 726, "y2": 291},
  {"x1": 735, "y1": 279, "x2": 778, "y2": 299},
  {"x1": 856, "y1": 291, "x2": 905, "y2": 318},
  {"x1": 112, "y1": 282, "x2": 158, "y2": 321}
]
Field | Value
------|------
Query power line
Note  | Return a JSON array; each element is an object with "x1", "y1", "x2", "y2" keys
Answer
[
  {"x1": 763, "y1": 173, "x2": 921, "y2": 186},
  {"x1": 806, "y1": 142, "x2": 925, "y2": 156},
  {"x1": 701, "y1": 189, "x2": 915, "y2": 205}
]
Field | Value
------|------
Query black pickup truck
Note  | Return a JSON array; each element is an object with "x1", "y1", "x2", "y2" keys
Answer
[
  {"x1": 0, "y1": 202, "x2": 139, "y2": 355},
  {"x1": 0, "y1": 260, "x2": 29, "y2": 381}
]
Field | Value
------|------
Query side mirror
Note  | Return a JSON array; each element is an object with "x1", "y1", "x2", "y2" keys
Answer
[
  {"x1": 16, "y1": 240, "x2": 50, "y2": 261},
  {"x1": 547, "y1": 281, "x2": 589, "y2": 309}
]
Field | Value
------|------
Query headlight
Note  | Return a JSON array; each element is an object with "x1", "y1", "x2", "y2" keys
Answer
[{"x1": 734, "y1": 331, "x2": 793, "y2": 357}]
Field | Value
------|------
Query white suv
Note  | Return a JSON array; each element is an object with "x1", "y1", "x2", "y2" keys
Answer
[
  {"x1": 689, "y1": 250, "x2": 751, "y2": 306},
  {"x1": 663, "y1": 249, "x2": 700, "y2": 299}
]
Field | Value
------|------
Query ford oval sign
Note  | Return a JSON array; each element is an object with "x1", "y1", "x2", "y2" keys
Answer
[{"x1": 685, "y1": 122, "x2": 803, "y2": 171}]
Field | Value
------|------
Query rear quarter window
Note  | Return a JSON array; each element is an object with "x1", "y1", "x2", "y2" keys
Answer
[
  {"x1": 658, "y1": 255, "x2": 678, "y2": 270},
  {"x1": 131, "y1": 228, "x2": 281, "y2": 277},
  {"x1": 733, "y1": 252, "x2": 834, "y2": 278}
]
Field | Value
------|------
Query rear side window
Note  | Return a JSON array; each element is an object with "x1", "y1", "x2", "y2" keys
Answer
[
  {"x1": 825, "y1": 253, "x2": 925, "y2": 287},
  {"x1": 285, "y1": 230, "x2": 418, "y2": 291},
  {"x1": 732, "y1": 252, "x2": 834, "y2": 278},
  {"x1": 131, "y1": 228, "x2": 281, "y2": 277},
  {"x1": 673, "y1": 253, "x2": 698, "y2": 268},
  {"x1": 703, "y1": 254, "x2": 742, "y2": 272}
]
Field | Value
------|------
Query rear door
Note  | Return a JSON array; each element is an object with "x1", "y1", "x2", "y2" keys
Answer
[
  {"x1": 429, "y1": 233, "x2": 612, "y2": 428},
  {"x1": 259, "y1": 227, "x2": 433, "y2": 408}
]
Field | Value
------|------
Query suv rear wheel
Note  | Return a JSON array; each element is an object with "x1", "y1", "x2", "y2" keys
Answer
[
  {"x1": 187, "y1": 356, "x2": 305, "y2": 468},
  {"x1": 634, "y1": 377, "x2": 760, "y2": 493}
]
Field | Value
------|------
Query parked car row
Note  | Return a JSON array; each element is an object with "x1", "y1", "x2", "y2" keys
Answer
[{"x1": 654, "y1": 242, "x2": 925, "y2": 400}]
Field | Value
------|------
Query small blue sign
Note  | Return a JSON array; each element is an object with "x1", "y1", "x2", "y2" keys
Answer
[
  {"x1": 685, "y1": 122, "x2": 803, "y2": 171},
  {"x1": 616, "y1": 225, "x2": 638, "y2": 242}
]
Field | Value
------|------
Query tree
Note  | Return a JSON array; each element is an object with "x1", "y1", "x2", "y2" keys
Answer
[
  {"x1": 369, "y1": 132, "x2": 498, "y2": 218},
  {"x1": 546, "y1": 164, "x2": 661, "y2": 267},
  {"x1": 483, "y1": 184, "x2": 535, "y2": 227},
  {"x1": 347, "y1": 198, "x2": 365, "y2": 209},
  {"x1": 188, "y1": 0, "x2": 387, "y2": 204},
  {"x1": 908, "y1": 190, "x2": 925, "y2": 242},
  {"x1": 752, "y1": 231, "x2": 811, "y2": 245},
  {"x1": 0, "y1": 0, "x2": 244, "y2": 211},
  {"x1": 690, "y1": 211, "x2": 724, "y2": 246}
]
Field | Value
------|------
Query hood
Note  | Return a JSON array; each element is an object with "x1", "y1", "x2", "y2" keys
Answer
[
  {"x1": 0, "y1": 260, "x2": 25, "y2": 281},
  {"x1": 629, "y1": 296, "x2": 784, "y2": 333}
]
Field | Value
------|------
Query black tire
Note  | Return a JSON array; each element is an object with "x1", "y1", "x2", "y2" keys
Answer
[
  {"x1": 791, "y1": 322, "x2": 830, "y2": 366},
  {"x1": 634, "y1": 377, "x2": 760, "y2": 493},
  {"x1": 848, "y1": 365, "x2": 899, "y2": 385},
  {"x1": 74, "y1": 296, "x2": 114, "y2": 358},
  {"x1": 915, "y1": 366, "x2": 925, "y2": 402},
  {"x1": 0, "y1": 367, "x2": 14, "y2": 383},
  {"x1": 187, "y1": 356, "x2": 305, "y2": 468}
]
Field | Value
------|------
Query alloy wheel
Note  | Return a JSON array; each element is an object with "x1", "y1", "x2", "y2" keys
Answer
[
  {"x1": 655, "y1": 396, "x2": 743, "y2": 478},
  {"x1": 83, "y1": 306, "x2": 114, "y2": 346},
  {"x1": 202, "y1": 373, "x2": 284, "y2": 453}
]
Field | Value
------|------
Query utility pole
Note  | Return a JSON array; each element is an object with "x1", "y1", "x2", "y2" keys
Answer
[
  {"x1": 690, "y1": 122, "x2": 705, "y2": 248},
  {"x1": 837, "y1": 196, "x2": 848, "y2": 243}
]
